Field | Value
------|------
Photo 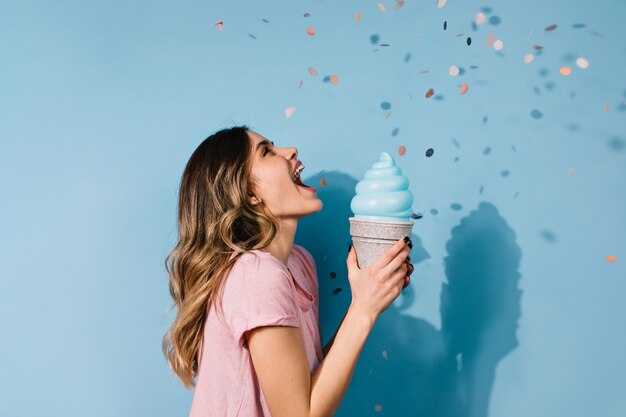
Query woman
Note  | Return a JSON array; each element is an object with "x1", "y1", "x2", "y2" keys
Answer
[{"x1": 163, "y1": 125, "x2": 414, "y2": 417}]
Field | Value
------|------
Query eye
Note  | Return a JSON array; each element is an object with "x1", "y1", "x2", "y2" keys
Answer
[{"x1": 263, "y1": 146, "x2": 271, "y2": 156}]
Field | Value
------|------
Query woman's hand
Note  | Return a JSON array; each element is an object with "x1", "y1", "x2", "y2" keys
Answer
[{"x1": 346, "y1": 236, "x2": 414, "y2": 324}]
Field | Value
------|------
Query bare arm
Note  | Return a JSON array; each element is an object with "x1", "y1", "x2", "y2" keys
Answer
[
  {"x1": 321, "y1": 309, "x2": 348, "y2": 358},
  {"x1": 247, "y1": 303, "x2": 373, "y2": 417}
]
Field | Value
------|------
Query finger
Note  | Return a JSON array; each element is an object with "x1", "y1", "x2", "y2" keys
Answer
[
  {"x1": 402, "y1": 275, "x2": 410, "y2": 289},
  {"x1": 371, "y1": 236, "x2": 411, "y2": 271},
  {"x1": 381, "y1": 245, "x2": 411, "y2": 278},
  {"x1": 346, "y1": 243, "x2": 360, "y2": 270}
]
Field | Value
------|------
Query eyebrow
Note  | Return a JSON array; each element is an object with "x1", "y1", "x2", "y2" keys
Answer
[{"x1": 256, "y1": 140, "x2": 275, "y2": 152}]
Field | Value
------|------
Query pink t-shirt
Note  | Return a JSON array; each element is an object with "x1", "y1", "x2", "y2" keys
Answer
[{"x1": 189, "y1": 244, "x2": 323, "y2": 417}]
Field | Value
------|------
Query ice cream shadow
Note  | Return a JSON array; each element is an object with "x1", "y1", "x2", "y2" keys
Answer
[{"x1": 297, "y1": 172, "x2": 522, "y2": 417}]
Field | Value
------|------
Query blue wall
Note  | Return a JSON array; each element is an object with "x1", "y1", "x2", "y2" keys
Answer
[{"x1": 1, "y1": 1, "x2": 625, "y2": 416}]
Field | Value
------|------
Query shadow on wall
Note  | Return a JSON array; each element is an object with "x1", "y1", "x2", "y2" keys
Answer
[{"x1": 296, "y1": 171, "x2": 523, "y2": 417}]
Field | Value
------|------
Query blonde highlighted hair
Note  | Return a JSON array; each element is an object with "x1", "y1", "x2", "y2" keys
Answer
[{"x1": 163, "y1": 125, "x2": 278, "y2": 388}]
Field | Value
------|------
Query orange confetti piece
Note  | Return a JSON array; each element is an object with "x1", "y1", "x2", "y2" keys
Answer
[
  {"x1": 486, "y1": 32, "x2": 495, "y2": 48},
  {"x1": 437, "y1": 0, "x2": 448, "y2": 8},
  {"x1": 460, "y1": 83, "x2": 468, "y2": 94},
  {"x1": 425, "y1": 88, "x2": 434, "y2": 98},
  {"x1": 377, "y1": 3, "x2": 386, "y2": 12},
  {"x1": 308, "y1": 67, "x2": 318, "y2": 76},
  {"x1": 398, "y1": 146, "x2": 406, "y2": 156},
  {"x1": 606, "y1": 256, "x2": 618, "y2": 263},
  {"x1": 306, "y1": 27, "x2": 315, "y2": 36},
  {"x1": 215, "y1": 20, "x2": 224, "y2": 30},
  {"x1": 329, "y1": 75, "x2": 339, "y2": 84},
  {"x1": 568, "y1": 167, "x2": 575, "y2": 175},
  {"x1": 320, "y1": 178, "x2": 327, "y2": 187},
  {"x1": 559, "y1": 66, "x2": 572, "y2": 76},
  {"x1": 285, "y1": 106, "x2": 296, "y2": 118},
  {"x1": 605, "y1": 101, "x2": 610, "y2": 112},
  {"x1": 355, "y1": 12, "x2": 362, "y2": 21}
]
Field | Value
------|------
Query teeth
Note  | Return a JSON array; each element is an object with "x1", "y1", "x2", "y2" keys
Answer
[{"x1": 292, "y1": 164, "x2": 305, "y2": 182}]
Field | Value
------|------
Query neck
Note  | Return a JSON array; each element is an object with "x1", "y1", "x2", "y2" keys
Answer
[{"x1": 264, "y1": 217, "x2": 298, "y2": 267}]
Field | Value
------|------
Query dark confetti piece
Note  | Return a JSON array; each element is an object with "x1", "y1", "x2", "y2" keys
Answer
[
  {"x1": 425, "y1": 148, "x2": 434, "y2": 157},
  {"x1": 330, "y1": 272, "x2": 337, "y2": 278},
  {"x1": 392, "y1": 128, "x2": 399, "y2": 136},
  {"x1": 370, "y1": 34, "x2": 380, "y2": 45},
  {"x1": 483, "y1": 147, "x2": 491, "y2": 155},
  {"x1": 380, "y1": 101, "x2": 391, "y2": 110},
  {"x1": 332, "y1": 288, "x2": 342, "y2": 295},
  {"x1": 545, "y1": 24, "x2": 557, "y2": 31},
  {"x1": 531, "y1": 109, "x2": 543, "y2": 119},
  {"x1": 430, "y1": 209, "x2": 439, "y2": 215},
  {"x1": 450, "y1": 203, "x2": 463, "y2": 211},
  {"x1": 501, "y1": 169, "x2": 510, "y2": 177},
  {"x1": 444, "y1": 21, "x2": 447, "y2": 30},
  {"x1": 467, "y1": 37, "x2": 472, "y2": 45},
  {"x1": 489, "y1": 15, "x2": 501, "y2": 25}
]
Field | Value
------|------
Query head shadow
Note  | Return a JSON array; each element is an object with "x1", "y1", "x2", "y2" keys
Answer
[{"x1": 297, "y1": 173, "x2": 522, "y2": 417}]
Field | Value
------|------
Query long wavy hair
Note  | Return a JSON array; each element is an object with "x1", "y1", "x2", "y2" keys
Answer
[{"x1": 162, "y1": 125, "x2": 279, "y2": 388}]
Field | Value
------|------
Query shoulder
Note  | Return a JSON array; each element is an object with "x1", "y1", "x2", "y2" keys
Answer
[
  {"x1": 292, "y1": 244, "x2": 315, "y2": 267},
  {"x1": 224, "y1": 250, "x2": 292, "y2": 290}
]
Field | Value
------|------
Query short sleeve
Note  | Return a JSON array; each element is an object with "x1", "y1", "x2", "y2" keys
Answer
[
  {"x1": 293, "y1": 245, "x2": 319, "y2": 300},
  {"x1": 221, "y1": 253, "x2": 300, "y2": 347}
]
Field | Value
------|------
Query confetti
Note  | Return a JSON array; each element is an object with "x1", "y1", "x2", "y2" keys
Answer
[
  {"x1": 443, "y1": 21, "x2": 447, "y2": 30},
  {"x1": 303, "y1": 12, "x2": 311, "y2": 17},
  {"x1": 297, "y1": 80, "x2": 303, "y2": 89},
  {"x1": 425, "y1": 148, "x2": 434, "y2": 157},
  {"x1": 398, "y1": 146, "x2": 406, "y2": 156},
  {"x1": 382, "y1": 350, "x2": 388, "y2": 360},
  {"x1": 285, "y1": 106, "x2": 296, "y2": 118},
  {"x1": 355, "y1": 12, "x2": 362, "y2": 21},
  {"x1": 308, "y1": 67, "x2": 318, "y2": 76},
  {"x1": 606, "y1": 256, "x2": 618, "y2": 263},
  {"x1": 215, "y1": 20, "x2": 224, "y2": 30},
  {"x1": 576, "y1": 57, "x2": 589, "y2": 69},
  {"x1": 467, "y1": 37, "x2": 472, "y2": 45},
  {"x1": 532, "y1": 44, "x2": 543, "y2": 50},
  {"x1": 531, "y1": 109, "x2": 543, "y2": 119},
  {"x1": 524, "y1": 53, "x2": 534, "y2": 64},
  {"x1": 493, "y1": 39, "x2": 504, "y2": 50},
  {"x1": 378, "y1": 3, "x2": 386, "y2": 12},
  {"x1": 475, "y1": 12, "x2": 486, "y2": 25},
  {"x1": 330, "y1": 272, "x2": 336, "y2": 278},
  {"x1": 437, "y1": 0, "x2": 448, "y2": 8},
  {"x1": 425, "y1": 88, "x2": 434, "y2": 98},
  {"x1": 545, "y1": 24, "x2": 558, "y2": 31},
  {"x1": 320, "y1": 178, "x2": 327, "y2": 187},
  {"x1": 486, "y1": 32, "x2": 495, "y2": 48},
  {"x1": 460, "y1": 83, "x2": 469, "y2": 94},
  {"x1": 449, "y1": 65, "x2": 460, "y2": 76},
  {"x1": 395, "y1": 0, "x2": 405, "y2": 10},
  {"x1": 329, "y1": 75, "x2": 339, "y2": 84},
  {"x1": 380, "y1": 101, "x2": 391, "y2": 110},
  {"x1": 306, "y1": 27, "x2": 316, "y2": 36},
  {"x1": 605, "y1": 101, "x2": 610, "y2": 112},
  {"x1": 332, "y1": 288, "x2": 342, "y2": 295},
  {"x1": 568, "y1": 167, "x2": 575, "y2": 175},
  {"x1": 559, "y1": 66, "x2": 572, "y2": 76}
]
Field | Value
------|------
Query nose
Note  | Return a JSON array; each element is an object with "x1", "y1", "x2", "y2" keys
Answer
[{"x1": 282, "y1": 146, "x2": 298, "y2": 160}]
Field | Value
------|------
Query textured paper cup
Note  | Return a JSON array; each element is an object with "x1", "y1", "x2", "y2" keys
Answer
[{"x1": 349, "y1": 217, "x2": 414, "y2": 269}]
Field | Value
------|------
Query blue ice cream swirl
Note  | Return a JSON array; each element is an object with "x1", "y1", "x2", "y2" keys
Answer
[{"x1": 350, "y1": 152, "x2": 414, "y2": 222}]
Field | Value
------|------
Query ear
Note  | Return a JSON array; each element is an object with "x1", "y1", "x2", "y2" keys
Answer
[{"x1": 248, "y1": 193, "x2": 262, "y2": 206}]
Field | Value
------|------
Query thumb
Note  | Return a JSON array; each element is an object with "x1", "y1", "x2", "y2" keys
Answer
[{"x1": 346, "y1": 244, "x2": 360, "y2": 270}]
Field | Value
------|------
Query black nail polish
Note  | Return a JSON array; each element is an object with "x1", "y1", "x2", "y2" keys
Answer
[
  {"x1": 348, "y1": 243, "x2": 352, "y2": 253},
  {"x1": 408, "y1": 242, "x2": 413, "y2": 249},
  {"x1": 403, "y1": 236, "x2": 410, "y2": 243}
]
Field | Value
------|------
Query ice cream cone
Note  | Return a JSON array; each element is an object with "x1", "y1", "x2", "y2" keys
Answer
[{"x1": 349, "y1": 217, "x2": 414, "y2": 269}]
